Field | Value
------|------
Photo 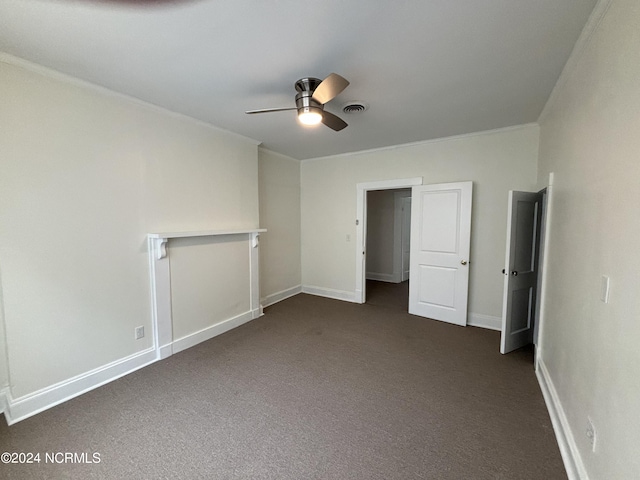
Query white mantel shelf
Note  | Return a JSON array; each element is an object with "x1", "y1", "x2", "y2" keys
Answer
[
  {"x1": 148, "y1": 228, "x2": 266, "y2": 239},
  {"x1": 148, "y1": 229, "x2": 266, "y2": 260}
]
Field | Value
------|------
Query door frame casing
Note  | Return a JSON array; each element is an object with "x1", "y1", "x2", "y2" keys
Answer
[
  {"x1": 534, "y1": 172, "x2": 554, "y2": 365},
  {"x1": 399, "y1": 195, "x2": 412, "y2": 282},
  {"x1": 533, "y1": 187, "x2": 548, "y2": 349},
  {"x1": 355, "y1": 177, "x2": 423, "y2": 304}
]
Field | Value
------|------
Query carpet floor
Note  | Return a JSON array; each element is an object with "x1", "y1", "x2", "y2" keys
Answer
[{"x1": 0, "y1": 285, "x2": 566, "y2": 479}]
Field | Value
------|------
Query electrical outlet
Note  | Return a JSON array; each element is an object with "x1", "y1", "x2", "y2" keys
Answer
[
  {"x1": 135, "y1": 326, "x2": 144, "y2": 340},
  {"x1": 586, "y1": 417, "x2": 597, "y2": 452}
]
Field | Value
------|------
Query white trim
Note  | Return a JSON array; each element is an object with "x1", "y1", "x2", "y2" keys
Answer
[
  {"x1": 467, "y1": 313, "x2": 501, "y2": 331},
  {"x1": 171, "y1": 310, "x2": 258, "y2": 355},
  {"x1": 147, "y1": 230, "x2": 265, "y2": 361},
  {"x1": 302, "y1": 285, "x2": 357, "y2": 303},
  {"x1": 0, "y1": 52, "x2": 261, "y2": 147},
  {"x1": 366, "y1": 272, "x2": 400, "y2": 283},
  {"x1": 301, "y1": 124, "x2": 539, "y2": 162},
  {"x1": 538, "y1": 0, "x2": 613, "y2": 123},
  {"x1": 356, "y1": 177, "x2": 423, "y2": 304},
  {"x1": 248, "y1": 233, "x2": 263, "y2": 319},
  {"x1": 0, "y1": 387, "x2": 9, "y2": 415},
  {"x1": 3, "y1": 348, "x2": 158, "y2": 425},
  {"x1": 158, "y1": 344, "x2": 173, "y2": 361},
  {"x1": 356, "y1": 178, "x2": 423, "y2": 192},
  {"x1": 148, "y1": 228, "x2": 266, "y2": 240},
  {"x1": 2, "y1": 301, "x2": 265, "y2": 424},
  {"x1": 536, "y1": 358, "x2": 588, "y2": 480},
  {"x1": 395, "y1": 192, "x2": 412, "y2": 283},
  {"x1": 148, "y1": 236, "x2": 173, "y2": 359},
  {"x1": 262, "y1": 285, "x2": 302, "y2": 308},
  {"x1": 536, "y1": 178, "x2": 554, "y2": 364}
]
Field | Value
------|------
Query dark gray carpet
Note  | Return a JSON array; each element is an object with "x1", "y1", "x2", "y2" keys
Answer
[
  {"x1": 366, "y1": 279, "x2": 409, "y2": 310},
  {"x1": 0, "y1": 289, "x2": 566, "y2": 479}
]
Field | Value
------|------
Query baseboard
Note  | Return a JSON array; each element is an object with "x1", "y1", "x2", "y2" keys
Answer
[
  {"x1": 301, "y1": 285, "x2": 357, "y2": 303},
  {"x1": 171, "y1": 310, "x2": 258, "y2": 355},
  {"x1": 467, "y1": 312, "x2": 501, "y2": 331},
  {"x1": 261, "y1": 285, "x2": 302, "y2": 308},
  {"x1": 536, "y1": 358, "x2": 587, "y2": 480},
  {"x1": 0, "y1": 387, "x2": 9, "y2": 417},
  {"x1": 3, "y1": 306, "x2": 265, "y2": 425},
  {"x1": 366, "y1": 272, "x2": 400, "y2": 283},
  {"x1": 3, "y1": 347, "x2": 158, "y2": 425},
  {"x1": 158, "y1": 343, "x2": 173, "y2": 360}
]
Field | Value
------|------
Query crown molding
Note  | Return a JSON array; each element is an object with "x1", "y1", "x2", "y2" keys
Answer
[
  {"x1": 301, "y1": 123, "x2": 539, "y2": 163},
  {"x1": 538, "y1": 0, "x2": 614, "y2": 123},
  {"x1": 0, "y1": 52, "x2": 261, "y2": 146}
]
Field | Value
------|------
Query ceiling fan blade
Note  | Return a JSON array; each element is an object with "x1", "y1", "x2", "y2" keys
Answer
[
  {"x1": 245, "y1": 107, "x2": 296, "y2": 114},
  {"x1": 312, "y1": 73, "x2": 350, "y2": 105},
  {"x1": 321, "y1": 111, "x2": 348, "y2": 131}
]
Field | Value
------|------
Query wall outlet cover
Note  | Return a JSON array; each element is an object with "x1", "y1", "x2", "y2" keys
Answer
[{"x1": 135, "y1": 326, "x2": 145, "y2": 340}]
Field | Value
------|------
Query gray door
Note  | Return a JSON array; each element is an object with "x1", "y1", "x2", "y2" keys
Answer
[{"x1": 500, "y1": 191, "x2": 543, "y2": 354}]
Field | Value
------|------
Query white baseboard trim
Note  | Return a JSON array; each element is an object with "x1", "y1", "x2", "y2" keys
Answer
[
  {"x1": 158, "y1": 343, "x2": 173, "y2": 360},
  {"x1": 467, "y1": 312, "x2": 501, "y2": 331},
  {"x1": 3, "y1": 347, "x2": 158, "y2": 425},
  {"x1": 366, "y1": 272, "x2": 400, "y2": 283},
  {"x1": 536, "y1": 358, "x2": 587, "y2": 480},
  {"x1": 0, "y1": 387, "x2": 9, "y2": 416},
  {"x1": 3, "y1": 307, "x2": 264, "y2": 425},
  {"x1": 302, "y1": 285, "x2": 357, "y2": 303},
  {"x1": 171, "y1": 310, "x2": 258, "y2": 355},
  {"x1": 261, "y1": 285, "x2": 302, "y2": 308}
]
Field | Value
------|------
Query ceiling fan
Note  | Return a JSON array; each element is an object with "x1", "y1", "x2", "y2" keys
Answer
[{"x1": 245, "y1": 73, "x2": 350, "y2": 131}]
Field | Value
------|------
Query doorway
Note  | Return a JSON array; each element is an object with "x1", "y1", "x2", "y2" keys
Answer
[
  {"x1": 500, "y1": 188, "x2": 548, "y2": 356},
  {"x1": 355, "y1": 178, "x2": 423, "y2": 305},
  {"x1": 365, "y1": 189, "x2": 412, "y2": 283},
  {"x1": 356, "y1": 178, "x2": 473, "y2": 328},
  {"x1": 364, "y1": 188, "x2": 412, "y2": 308}
]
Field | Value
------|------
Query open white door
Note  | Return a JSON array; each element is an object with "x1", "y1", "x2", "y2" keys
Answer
[
  {"x1": 408, "y1": 182, "x2": 472, "y2": 326},
  {"x1": 500, "y1": 191, "x2": 543, "y2": 354}
]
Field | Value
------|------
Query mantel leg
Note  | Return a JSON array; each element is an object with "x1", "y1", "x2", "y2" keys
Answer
[
  {"x1": 249, "y1": 232, "x2": 263, "y2": 318},
  {"x1": 148, "y1": 237, "x2": 173, "y2": 359}
]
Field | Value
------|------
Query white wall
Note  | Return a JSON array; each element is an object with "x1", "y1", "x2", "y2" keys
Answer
[
  {"x1": 301, "y1": 125, "x2": 539, "y2": 319},
  {"x1": 169, "y1": 236, "x2": 252, "y2": 342},
  {"x1": 0, "y1": 303, "x2": 8, "y2": 392},
  {"x1": 258, "y1": 148, "x2": 301, "y2": 304},
  {"x1": 0, "y1": 57, "x2": 259, "y2": 401},
  {"x1": 536, "y1": 0, "x2": 640, "y2": 477}
]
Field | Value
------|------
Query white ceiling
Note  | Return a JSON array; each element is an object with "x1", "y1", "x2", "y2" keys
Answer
[{"x1": 0, "y1": 0, "x2": 598, "y2": 160}]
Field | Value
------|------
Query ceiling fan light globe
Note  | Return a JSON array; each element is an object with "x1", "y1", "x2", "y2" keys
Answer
[{"x1": 298, "y1": 110, "x2": 323, "y2": 126}]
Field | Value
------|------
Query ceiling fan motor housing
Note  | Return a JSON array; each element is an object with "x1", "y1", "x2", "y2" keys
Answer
[{"x1": 295, "y1": 78, "x2": 324, "y2": 116}]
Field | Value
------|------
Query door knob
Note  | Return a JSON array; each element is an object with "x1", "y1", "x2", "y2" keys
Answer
[
  {"x1": 502, "y1": 269, "x2": 506, "y2": 274},
  {"x1": 461, "y1": 260, "x2": 467, "y2": 265},
  {"x1": 511, "y1": 271, "x2": 518, "y2": 276}
]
